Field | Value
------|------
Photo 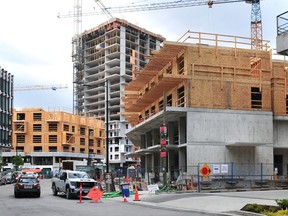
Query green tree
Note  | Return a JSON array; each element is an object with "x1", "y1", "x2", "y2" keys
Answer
[{"x1": 12, "y1": 155, "x2": 24, "y2": 171}]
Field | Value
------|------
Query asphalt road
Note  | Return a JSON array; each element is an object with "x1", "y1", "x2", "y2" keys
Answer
[{"x1": 0, "y1": 179, "x2": 214, "y2": 216}]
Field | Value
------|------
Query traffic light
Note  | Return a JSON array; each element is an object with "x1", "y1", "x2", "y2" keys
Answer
[{"x1": 160, "y1": 124, "x2": 167, "y2": 146}]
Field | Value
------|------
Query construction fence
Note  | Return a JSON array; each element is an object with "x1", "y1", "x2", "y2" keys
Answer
[{"x1": 108, "y1": 163, "x2": 288, "y2": 192}]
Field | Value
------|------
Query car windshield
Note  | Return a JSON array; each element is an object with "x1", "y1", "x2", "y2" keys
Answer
[
  {"x1": 68, "y1": 172, "x2": 89, "y2": 179},
  {"x1": 19, "y1": 178, "x2": 38, "y2": 183}
]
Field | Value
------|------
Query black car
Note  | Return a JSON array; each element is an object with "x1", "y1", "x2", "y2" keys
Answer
[{"x1": 14, "y1": 175, "x2": 41, "y2": 198}]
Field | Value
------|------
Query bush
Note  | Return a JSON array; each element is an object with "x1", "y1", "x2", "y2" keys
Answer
[
  {"x1": 263, "y1": 209, "x2": 288, "y2": 216},
  {"x1": 276, "y1": 199, "x2": 288, "y2": 210},
  {"x1": 242, "y1": 203, "x2": 281, "y2": 214}
]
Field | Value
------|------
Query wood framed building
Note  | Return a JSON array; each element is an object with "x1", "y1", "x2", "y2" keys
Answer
[
  {"x1": 2, "y1": 108, "x2": 105, "y2": 169},
  {"x1": 122, "y1": 31, "x2": 288, "y2": 182}
]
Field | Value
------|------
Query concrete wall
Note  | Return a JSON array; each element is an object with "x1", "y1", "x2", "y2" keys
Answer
[
  {"x1": 273, "y1": 119, "x2": 288, "y2": 147},
  {"x1": 186, "y1": 108, "x2": 274, "y2": 166},
  {"x1": 277, "y1": 32, "x2": 288, "y2": 55}
]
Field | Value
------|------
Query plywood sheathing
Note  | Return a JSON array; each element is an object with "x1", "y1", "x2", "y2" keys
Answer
[
  {"x1": 271, "y1": 59, "x2": 288, "y2": 116},
  {"x1": 123, "y1": 37, "x2": 274, "y2": 126},
  {"x1": 187, "y1": 44, "x2": 271, "y2": 111}
]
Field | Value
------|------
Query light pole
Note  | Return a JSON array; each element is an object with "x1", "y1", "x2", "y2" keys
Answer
[{"x1": 105, "y1": 80, "x2": 109, "y2": 174}]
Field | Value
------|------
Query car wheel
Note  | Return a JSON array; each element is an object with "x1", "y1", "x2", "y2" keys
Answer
[
  {"x1": 52, "y1": 184, "x2": 58, "y2": 196},
  {"x1": 14, "y1": 191, "x2": 19, "y2": 198},
  {"x1": 36, "y1": 192, "x2": 41, "y2": 198},
  {"x1": 66, "y1": 187, "x2": 72, "y2": 199}
]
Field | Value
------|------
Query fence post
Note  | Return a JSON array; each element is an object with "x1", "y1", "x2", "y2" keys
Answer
[
  {"x1": 260, "y1": 163, "x2": 263, "y2": 183},
  {"x1": 231, "y1": 162, "x2": 234, "y2": 180},
  {"x1": 197, "y1": 163, "x2": 201, "y2": 192}
]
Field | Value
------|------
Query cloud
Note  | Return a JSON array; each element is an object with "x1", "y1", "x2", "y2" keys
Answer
[{"x1": 0, "y1": 41, "x2": 49, "y2": 66}]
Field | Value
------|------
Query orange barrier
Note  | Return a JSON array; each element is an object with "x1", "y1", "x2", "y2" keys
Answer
[{"x1": 133, "y1": 186, "x2": 140, "y2": 201}]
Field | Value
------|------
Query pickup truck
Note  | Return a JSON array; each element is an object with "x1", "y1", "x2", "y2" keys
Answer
[{"x1": 51, "y1": 170, "x2": 97, "y2": 199}]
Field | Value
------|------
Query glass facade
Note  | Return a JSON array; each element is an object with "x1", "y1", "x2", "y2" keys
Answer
[{"x1": 0, "y1": 67, "x2": 13, "y2": 148}]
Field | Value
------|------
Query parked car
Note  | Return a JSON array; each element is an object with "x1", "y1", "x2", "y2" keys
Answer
[
  {"x1": 14, "y1": 175, "x2": 41, "y2": 198},
  {"x1": 0, "y1": 172, "x2": 12, "y2": 185}
]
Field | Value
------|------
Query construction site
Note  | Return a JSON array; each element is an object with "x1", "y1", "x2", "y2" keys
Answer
[{"x1": 1, "y1": 0, "x2": 288, "y2": 192}]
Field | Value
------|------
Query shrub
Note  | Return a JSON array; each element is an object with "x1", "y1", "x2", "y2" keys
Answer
[{"x1": 276, "y1": 199, "x2": 288, "y2": 210}]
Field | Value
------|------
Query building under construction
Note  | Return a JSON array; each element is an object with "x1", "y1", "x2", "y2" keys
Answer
[
  {"x1": 73, "y1": 18, "x2": 165, "y2": 167},
  {"x1": 122, "y1": 29, "x2": 288, "y2": 188},
  {"x1": 2, "y1": 108, "x2": 105, "y2": 171}
]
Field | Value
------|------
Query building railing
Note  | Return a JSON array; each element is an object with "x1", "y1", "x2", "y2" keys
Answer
[
  {"x1": 277, "y1": 11, "x2": 288, "y2": 35},
  {"x1": 177, "y1": 30, "x2": 270, "y2": 51}
]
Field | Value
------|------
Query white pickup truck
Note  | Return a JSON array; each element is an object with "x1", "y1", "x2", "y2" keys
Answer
[{"x1": 51, "y1": 170, "x2": 97, "y2": 199}]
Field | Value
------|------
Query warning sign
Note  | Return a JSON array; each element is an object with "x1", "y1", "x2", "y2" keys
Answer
[{"x1": 200, "y1": 163, "x2": 211, "y2": 178}]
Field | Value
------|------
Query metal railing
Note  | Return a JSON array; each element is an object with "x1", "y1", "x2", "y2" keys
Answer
[{"x1": 277, "y1": 11, "x2": 288, "y2": 35}]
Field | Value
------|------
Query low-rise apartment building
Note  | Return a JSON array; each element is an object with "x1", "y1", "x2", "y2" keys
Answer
[{"x1": 2, "y1": 108, "x2": 105, "y2": 169}]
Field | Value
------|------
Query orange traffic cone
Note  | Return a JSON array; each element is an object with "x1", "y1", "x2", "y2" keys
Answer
[
  {"x1": 133, "y1": 187, "x2": 140, "y2": 201},
  {"x1": 123, "y1": 195, "x2": 128, "y2": 202}
]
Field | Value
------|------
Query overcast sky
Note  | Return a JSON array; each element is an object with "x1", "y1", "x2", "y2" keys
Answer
[{"x1": 0, "y1": 0, "x2": 286, "y2": 112}]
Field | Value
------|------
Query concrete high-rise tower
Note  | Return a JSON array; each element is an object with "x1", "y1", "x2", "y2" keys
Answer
[{"x1": 73, "y1": 18, "x2": 165, "y2": 167}]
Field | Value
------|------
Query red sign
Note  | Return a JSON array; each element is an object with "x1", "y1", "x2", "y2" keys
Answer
[
  {"x1": 200, "y1": 164, "x2": 211, "y2": 178},
  {"x1": 160, "y1": 151, "x2": 166, "y2": 157}
]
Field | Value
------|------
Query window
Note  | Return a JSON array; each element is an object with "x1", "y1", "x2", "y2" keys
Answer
[
  {"x1": 33, "y1": 124, "x2": 42, "y2": 132},
  {"x1": 33, "y1": 135, "x2": 42, "y2": 143},
  {"x1": 97, "y1": 140, "x2": 101, "y2": 147},
  {"x1": 49, "y1": 135, "x2": 57, "y2": 143},
  {"x1": 49, "y1": 123, "x2": 58, "y2": 132},
  {"x1": 251, "y1": 87, "x2": 262, "y2": 109},
  {"x1": 63, "y1": 124, "x2": 69, "y2": 132},
  {"x1": 34, "y1": 146, "x2": 42, "y2": 152},
  {"x1": 89, "y1": 139, "x2": 94, "y2": 146},
  {"x1": 115, "y1": 154, "x2": 119, "y2": 160},
  {"x1": 115, "y1": 146, "x2": 119, "y2": 152},
  {"x1": 15, "y1": 123, "x2": 25, "y2": 132},
  {"x1": 72, "y1": 126, "x2": 75, "y2": 132},
  {"x1": 97, "y1": 150, "x2": 101, "y2": 154},
  {"x1": 33, "y1": 113, "x2": 42, "y2": 121},
  {"x1": 80, "y1": 148, "x2": 85, "y2": 153},
  {"x1": 80, "y1": 127, "x2": 85, "y2": 135},
  {"x1": 80, "y1": 138, "x2": 85, "y2": 145},
  {"x1": 151, "y1": 106, "x2": 155, "y2": 115},
  {"x1": 49, "y1": 146, "x2": 57, "y2": 152},
  {"x1": 177, "y1": 86, "x2": 185, "y2": 107},
  {"x1": 16, "y1": 135, "x2": 25, "y2": 143},
  {"x1": 89, "y1": 129, "x2": 94, "y2": 137},
  {"x1": 66, "y1": 134, "x2": 74, "y2": 144},
  {"x1": 110, "y1": 147, "x2": 113, "y2": 152},
  {"x1": 145, "y1": 110, "x2": 149, "y2": 119},
  {"x1": 167, "y1": 94, "x2": 172, "y2": 107},
  {"x1": 126, "y1": 124, "x2": 129, "y2": 129},
  {"x1": 17, "y1": 113, "x2": 25, "y2": 120},
  {"x1": 159, "y1": 100, "x2": 163, "y2": 111}
]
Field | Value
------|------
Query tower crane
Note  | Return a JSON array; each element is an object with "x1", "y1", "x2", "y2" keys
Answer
[
  {"x1": 58, "y1": 0, "x2": 263, "y2": 49},
  {"x1": 14, "y1": 84, "x2": 69, "y2": 92}
]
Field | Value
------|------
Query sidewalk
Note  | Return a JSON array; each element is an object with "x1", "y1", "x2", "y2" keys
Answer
[{"x1": 108, "y1": 189, "x2": 288, "y2": 215}]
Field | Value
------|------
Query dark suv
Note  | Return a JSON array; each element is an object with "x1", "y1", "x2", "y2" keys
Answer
[{"x1": 14, "y1": 175, "x2": 41, "y2": 198}]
